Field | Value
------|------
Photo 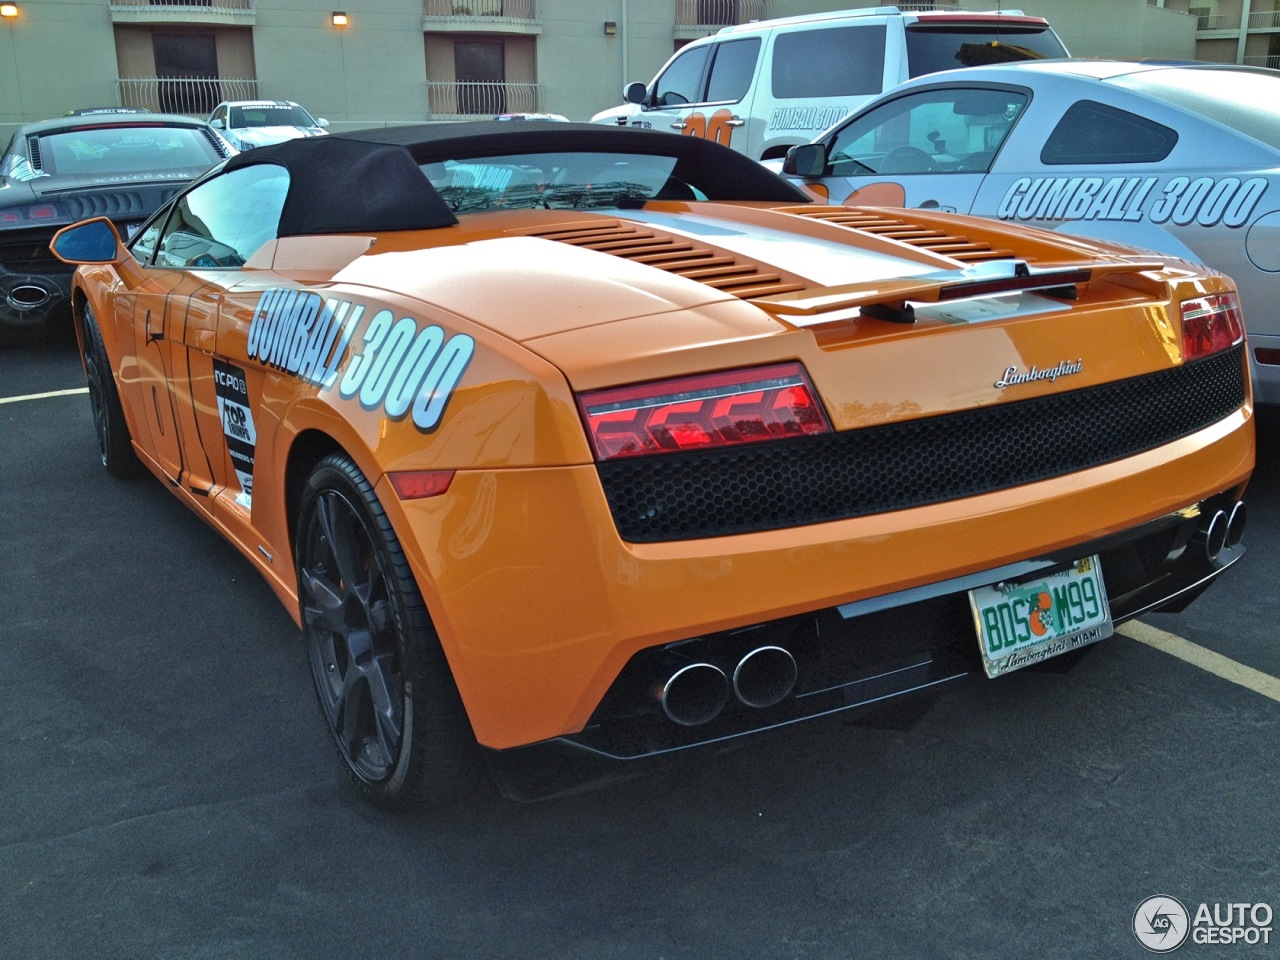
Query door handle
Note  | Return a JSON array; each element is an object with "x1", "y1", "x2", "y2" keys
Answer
[
  {"x1": 670, "y1": 121, "x2": 687, "y2": 130},
  {"x1": 725, "y1": 117, "x2": 745, "y2": 127}
]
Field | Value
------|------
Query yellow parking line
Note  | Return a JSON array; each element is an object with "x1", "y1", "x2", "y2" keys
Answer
[
  {"x1": 1119, "y1": 620, "x2": 1280, "y2": 704},
  {"x1": 0, "y1": 387, "x2": 89, "y2": 405}
]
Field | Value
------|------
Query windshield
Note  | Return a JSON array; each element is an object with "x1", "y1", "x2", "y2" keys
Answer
[
  {"x1": 905, "y1": 25, "x2": 1066, "y2": 76},
  {"x1": 1108, "y1": 68, "x2": 1280, "y2": 150},
  {"x1": 230, "y1": 105, "x2": 318, "y2": 129},
  {"x1": 421, "y1": 150, "x2": 699, "y2": 212},
  {"x1": 34, "y1": 125, "x2": 222, "y2": 179}
]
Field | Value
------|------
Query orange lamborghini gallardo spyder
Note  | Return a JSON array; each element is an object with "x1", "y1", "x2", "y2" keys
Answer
[{"x1": 51, "y1": 122, "x2": 1253, "y2": 807}]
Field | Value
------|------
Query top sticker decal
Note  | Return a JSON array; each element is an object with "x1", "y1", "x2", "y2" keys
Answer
[
  {"x1": 997, "y1": 175, "x2": 1268, "y2": 228},
  {"x1": 246, "y1": 288, "x2": 474, "y2": 432}
]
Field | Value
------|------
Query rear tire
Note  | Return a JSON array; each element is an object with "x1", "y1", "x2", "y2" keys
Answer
[
  {"x1": 295, "y1": 452, "x2": 479, "y2": 809},
  {"x1": 82, "y1": 303, "x2": 141, "y2": 478}
]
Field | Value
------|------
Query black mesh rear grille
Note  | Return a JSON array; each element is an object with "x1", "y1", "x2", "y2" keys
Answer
[
  {"x1": 0, "y1": 228, "x2": 61, "y2": 270},
  {"x1": 599, "y1": 346, "x2": 1246, "y2": 542}
]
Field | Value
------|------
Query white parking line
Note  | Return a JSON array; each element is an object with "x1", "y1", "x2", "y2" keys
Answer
[
  {"x1": 1119, "y1": 620, "x2": 1280, "y2": 704},
  {"x1": 0, "y1": 387, "x2": 89, "y2": 405}
]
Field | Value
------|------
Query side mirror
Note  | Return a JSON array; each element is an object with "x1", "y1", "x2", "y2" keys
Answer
[
  {"x1": 50, "y1": 218, "x2": 122, "y2": 264},
  {"x1": 623, "y1": 82, "x2": 647, "y2": 105},
  {"x1": 210, "y1": 117, "x2": 225, "y2": 129},
  {"x1": 782, "y1": 143, "x2": 828, "y2": 178},
  {"x1": 317, "y1": 118, "x2": 330, "y2": 128}
]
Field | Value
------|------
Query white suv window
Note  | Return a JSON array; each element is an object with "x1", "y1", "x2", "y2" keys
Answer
[
  {"x1": 772, "y1": 26, "x2": 887, "y2": 99},
  {"x1": 705, "y1": 38, "x2": 761, "y2": 104},
  {"x1": 653, "y1": 46, "x2": 711, "y2": 107}
]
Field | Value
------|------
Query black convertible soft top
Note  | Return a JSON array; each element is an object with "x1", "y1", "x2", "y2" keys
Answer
[{"x1": 221, "y1": 121, "x2": 811, "y2": 237}]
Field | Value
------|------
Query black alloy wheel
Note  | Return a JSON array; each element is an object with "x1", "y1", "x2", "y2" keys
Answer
[
  {"x1": 295, "y1": 452, "x2": 477, "y2": 808},
  {"x1": 82, "y1": 302, "x2": 140, "y2": 478}
]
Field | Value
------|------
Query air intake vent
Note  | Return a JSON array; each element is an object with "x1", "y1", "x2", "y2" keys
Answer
[
  {"x1": 59, "y1": 185, "x2": 182, "y2": 223},
  {"x1": 26, "y1": 135, "x2": 43, "y2": 171},
  {"x1": 524, "y1": 221, "x2": 809, "y2": 300},
  {"x1": 778, "y1": 206, "x2": 1015, "y2": 263}
]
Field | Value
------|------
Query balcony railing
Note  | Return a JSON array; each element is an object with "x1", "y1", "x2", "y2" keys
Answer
[
  {"x1": 118, "y1": 76, "x2": 261, "y2": 116},
  {"x1": 423, "y1": 0, "x2": 535, "y2": 18},
  {"x1": 674, "y1": 0, "x2": 772, "y2": 27},
  {"x1": 426, "y1": 81, "x2": 539, "y2": 119},
  {"x1": 1243, "y1": 55, "x2": 1280, "y2": 68},
  {"x1": 111, "y1": 0, "x2": 254, "y2": 21},
  {"x1": 1248, "y1": 9, "x2": 1280, "y2": 29}
]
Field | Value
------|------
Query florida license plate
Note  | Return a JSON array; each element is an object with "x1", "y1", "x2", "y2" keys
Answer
[{"x1": 968, "y1": 556, "x2": 1113, "y2": 678}]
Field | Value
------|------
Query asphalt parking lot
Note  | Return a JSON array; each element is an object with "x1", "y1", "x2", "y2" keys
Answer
[{"x1": 3, "y1": 340, "x2": 1279, "y2": 960}]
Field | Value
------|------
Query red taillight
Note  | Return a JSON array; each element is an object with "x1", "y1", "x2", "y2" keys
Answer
[
  {"x1": 388, "y1": 470, "x2": 454, "y2": 500},
  {"x1": 577, "y1": 362, "x2": 831, "y2": 461},
  {"x1": 30, "y1": 206, "x2": 57, "y2": 220},
  {"x1": 0, "y1": 210, "x2": 21, "y2": 223},
  {"x1": 1181, "y1": 292, "x2": 1244, "y2": 361}
]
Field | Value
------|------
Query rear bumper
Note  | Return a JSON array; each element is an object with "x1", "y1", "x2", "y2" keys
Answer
[
  {"x1": 384, "y1": 403, "x2": 1253, "y2": 755},
  {"x1": 483, "y1": 490, "x2": 1245, "y2": 800}
]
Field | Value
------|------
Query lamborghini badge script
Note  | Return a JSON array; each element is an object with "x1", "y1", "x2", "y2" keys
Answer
[
  {"x1": 247, "y1": 287, "x2": 474, "y2": 431},
  {"x1": 994, "y1": 359, "x2": 1083, "y2": 389}
]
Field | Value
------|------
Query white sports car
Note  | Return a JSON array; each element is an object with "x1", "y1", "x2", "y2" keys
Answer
[
  {"x1": 778, "y1": 60, "x2": 1280, "y2": 403},
  {"x1": 207, "y1": 100, "x2": 329, "y2": 151}
]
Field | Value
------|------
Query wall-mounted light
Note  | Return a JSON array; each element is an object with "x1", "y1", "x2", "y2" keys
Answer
[
  {"x1": 0, "y1": 4, "x2": 20, "y2": 19},
  {"x1": 603, "y1": 20, "x2": 617, "y2": 35},
  {"x1": 331, "y1": 10, "x2": 348, "y2": 26}
]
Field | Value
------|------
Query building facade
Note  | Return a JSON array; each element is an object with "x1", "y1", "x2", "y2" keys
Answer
[{"x1": 0, "y1": 0, "x2": 1261, "y2": 146}]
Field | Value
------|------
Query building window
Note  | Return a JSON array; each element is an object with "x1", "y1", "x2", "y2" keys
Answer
[
  {"x1": 454, "y1": 40, "x2": 505, "y2": 114},
  {"x1": 153, "y1": 31, "x2": 220, "y2": 113}
]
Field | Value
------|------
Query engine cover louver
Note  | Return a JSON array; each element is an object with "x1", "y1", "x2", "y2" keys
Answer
[
  {"x1": 775, "y1": 206, "x2": 1015, "y2": 263},
  {"x1": 523, "y1": 221, "x2": 809, "y2": 301}
]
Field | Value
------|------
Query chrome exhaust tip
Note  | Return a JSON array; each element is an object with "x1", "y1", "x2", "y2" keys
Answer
[
  {"x1": 6, "y1": 283, "x2": 53, "y2": 309},
  {"x1": 1203, "y1": 509, "x2": 1228, "y2": 562},
  {"x1": 1226, "y1": 500, "x2": 1247, "y2": 550},
  {"x1": 732, "y1": 645, "x2": 798, "y2": 709},
  {"x1": 656, "y1": 662, "x2": 729, "y2": 726}
]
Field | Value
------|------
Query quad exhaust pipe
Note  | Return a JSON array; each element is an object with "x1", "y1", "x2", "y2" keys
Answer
[
  {"x1": 655, "y1": 645, "x2": 798, "y2": 726},
  {"x1": 1199, "y1": 500, "x2": 1246, "y2": 562}
]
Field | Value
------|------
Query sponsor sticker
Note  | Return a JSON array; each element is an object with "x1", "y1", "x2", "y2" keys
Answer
[
  {"x1": 245, "y1": 288, "x2": 474, "y2": 432},
  {"x1": 997, "y1": 175, "x2": 1268, "y2": 227},
  {"x1": 214, "y1": 359, "x2": 255, "y2": 509}
]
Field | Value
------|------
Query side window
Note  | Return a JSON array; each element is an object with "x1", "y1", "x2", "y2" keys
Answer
[
  {"x1": 705, "y1": 38, "x2": 761, "y2": 104},
  {"x1": 130, "y1": 211, "x2": 170, "y2": 265},
  {"x1": 772, "y1": 25, "x2": 887, "y2": 99},
  {"x1": 1041, "y1": 100, "x2": 1178, "y2": 165},
  {"x1": 652, "y1": 45, "x2": 711, "y2": 107},
  {"x1": 153, "y1": 164, "x2": 289, "y2": 268},
  {"x1": 826, "y1": 87, "x2": 1028, "y2": 175}
]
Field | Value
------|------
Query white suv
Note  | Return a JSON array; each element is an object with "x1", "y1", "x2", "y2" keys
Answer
[
  {"x1": 591, "y1": 7, "x2": 1067, "y2": 161},
  {"x1": 208, "y1": 100, "x2": 329, "y2": 151}
]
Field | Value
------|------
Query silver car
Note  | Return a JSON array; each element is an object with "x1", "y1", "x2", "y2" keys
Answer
[{"x1": 779, "y1": 60, "x2": 1280, "y2": 403}]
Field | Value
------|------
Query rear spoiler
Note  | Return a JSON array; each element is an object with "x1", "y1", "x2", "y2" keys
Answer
[{"x1": 756, "y1": 258, "x2": 1165, "y2": 326}]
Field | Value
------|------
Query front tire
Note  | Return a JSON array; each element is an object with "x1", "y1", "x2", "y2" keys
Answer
[
  {"x1": 295, "y1": 452, "x2": 477, "y2": 809},
  {"x1": 82, "y1": 302, "x2": 140, "y2": 478}
]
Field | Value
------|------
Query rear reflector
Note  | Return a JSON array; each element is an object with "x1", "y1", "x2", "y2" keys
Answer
[
  {"x1": 1254, "y1": 348, "x2": 1280, "y2": 366},
  {"x1": 388, "y1": 470, "x2": 454, "y2": 500},
  {"x1": 1182, "y1": 292, "x2": 1244, "y2": 362},
  {"x1": 577, "y1": 362, "x2": 831, "y2": 461}
]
